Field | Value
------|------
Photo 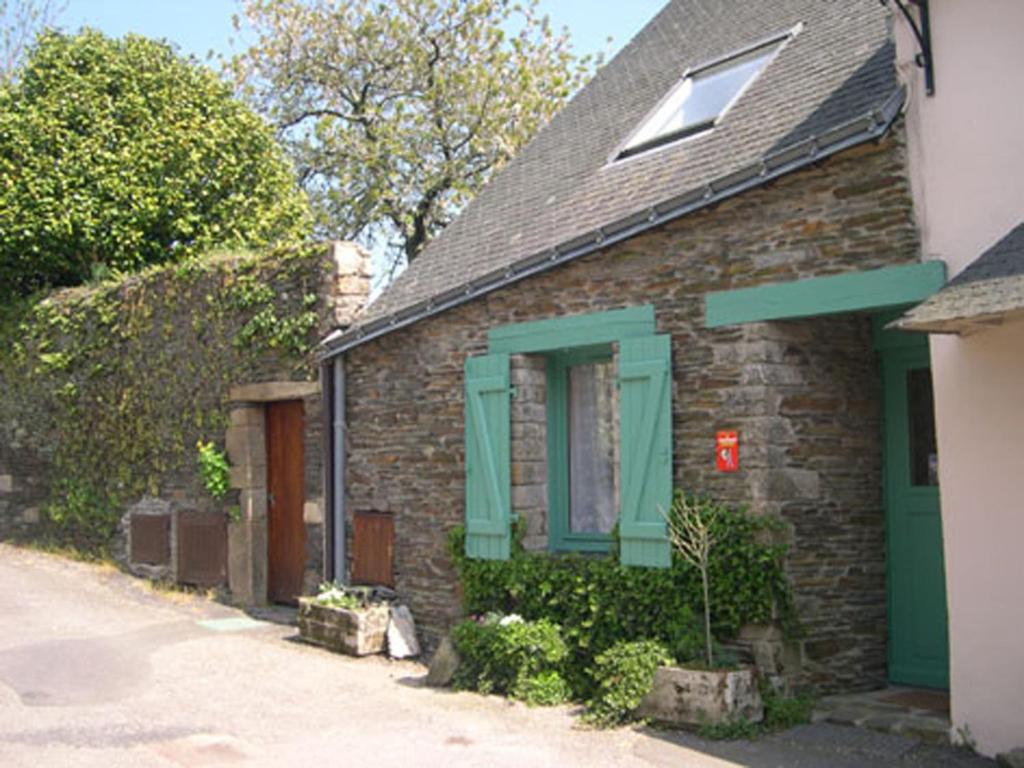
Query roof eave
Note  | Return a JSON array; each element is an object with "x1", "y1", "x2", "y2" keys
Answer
[{"x1": 319, "y1": 86, "x2": 907, "y2": 361}]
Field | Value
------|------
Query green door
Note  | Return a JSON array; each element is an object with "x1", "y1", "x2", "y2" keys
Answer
[{"x1": 881, "y1": 342, "x2": 949, "y2": 689}]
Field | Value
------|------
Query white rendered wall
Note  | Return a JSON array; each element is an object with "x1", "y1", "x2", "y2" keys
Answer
[{"x1": 895, "y1": 1, "x2": 1024, "y2": 756}]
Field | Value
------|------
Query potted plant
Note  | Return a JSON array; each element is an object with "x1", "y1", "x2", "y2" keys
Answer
[
  {"x1": 638, "y1": 493, "x2": 764, "y2": 727},
  {"x1": 298, "y1": 583, "x2": 391, "y2": 656}
]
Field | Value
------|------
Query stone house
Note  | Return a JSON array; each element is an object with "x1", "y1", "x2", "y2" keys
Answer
[{"x1": 317, "y1": 0, "x2": 947, "y2": 694}]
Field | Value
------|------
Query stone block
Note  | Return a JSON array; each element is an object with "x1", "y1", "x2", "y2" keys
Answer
[
  {"x1": 297, "y1": 599, "x2": 389, "y2": 656},
  {"x1": 240, "y1": 489, "x2": 268, "y2": 522},
  {"x1": 303, "y1": 500, "x2": 324, "y2": 524},
  {"x1": 387, "y1": 604, "x2": 420, "y2": 659},
  {"x1": 229, "y1": 406, "x2": 264, "y2": 428},
  {"x1": 21, "y1": 507, "x2": 39, "y2": 524},
  {"x1": 229, "y1": 381, "x2": 319, "y2": 403},
  {"x1": 0, "y1": 475, "x2": 12, "y2": 494},
  {"x1": 229, "y1": 463, "x2": 265, "y2": 491},
  {"x1": 425, "y1": 636, "x2": 460, "y2": 687},
  {"x1": 227, "y1": 521, "x2": 254, "y2": 605},
  {"x1": 638, "y1": 665, "x2": 764, "y2": 727},
  {"x1": 330, "y1": 241, "x2": 371, "y2": 276},
  {"x1": 225, "y1": 425, "x2": 266, "y2": 468}
]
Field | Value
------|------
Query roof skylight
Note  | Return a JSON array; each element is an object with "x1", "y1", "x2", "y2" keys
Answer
[{"x1": 618, "y1": 30, "x2": 796, "y2": 159}]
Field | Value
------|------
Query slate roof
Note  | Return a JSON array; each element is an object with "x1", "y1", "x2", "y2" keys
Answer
[
  {"x1": 323, "y1": 0, "x2": 903, "y2": 357},
  {"x1": 894, "y1": 222, "x2": 1024, "y2": 333}
]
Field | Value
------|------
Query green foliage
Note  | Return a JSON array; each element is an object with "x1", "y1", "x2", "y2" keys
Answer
[
  {"x1": 451, "y1": 615, "x2": 569, "y2": 706},
  {"x1": 0, "y1": 28, "x2": 310, "y2": 299},
  {"x1": 763, "y1": 689, "x2": 814, "y2": 731},
  {"x1": 0, "y1": 246, "x2": 327, "y2": 554},
  {"x1": 232, "y1": 0, "x2": 598, "y2": 269},
  {"x1": 196, "y1": 441, "x2": 231, "y2": 500},
  {"x1": 697, "y1": 718, "x2": 763, "y2": 741},
  {"x1": 449, "y1": 500, "x2": 795, "y2": 697},
  {"x1": 697, "y1": 686, "x2": 814, "y2": 740},
  {"x1": 314, "y1": 583, "x2": 366, "y2": 611},
  {"x1": 584, "y1": 640, "x2": 672, "y2": 727},
  {"x1": 38, "y1": 479, "x2": 119, "y2": 556},
  {"x1": 512, "y1": 670, "x2": 572, "y2": 707}
]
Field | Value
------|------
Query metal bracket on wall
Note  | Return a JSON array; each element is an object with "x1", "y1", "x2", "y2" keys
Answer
[{"x1": 882, "y1": 0, "x2": 935, "y2": 96}]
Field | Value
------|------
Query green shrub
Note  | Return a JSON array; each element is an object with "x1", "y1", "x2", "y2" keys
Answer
[
  {"x1": 763, "y1": 688, "x2": 814, "y2": 731},
  {"x1": 449, "y1": 498, "x2": 794, "y2": 698},
  {"x1": 451, "y1": 615, "x2": 569, "y2": 704},
  {"x1": 512, "y1": 671, "x2": 572, "y2": 707},
  {"x1": 585, "y1": 640, "x2": 672, "y2": 727}
]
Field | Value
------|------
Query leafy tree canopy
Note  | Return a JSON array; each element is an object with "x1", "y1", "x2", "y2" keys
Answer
[
  {"x1": 0, "y1": 29, "x2": 310, "y2": 298},
  {"x1": 232, "y1": 0, "x2": 597, "y2": 276}
]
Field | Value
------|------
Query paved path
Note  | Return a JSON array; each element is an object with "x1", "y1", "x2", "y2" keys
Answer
[{"x1": 0, "y1": 544, "x2": 995, "y2": 767}]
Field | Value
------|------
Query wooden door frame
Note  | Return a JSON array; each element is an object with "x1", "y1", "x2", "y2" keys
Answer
[{"x1": 224, "y1": 381, "x2": 320, "y2": 606}]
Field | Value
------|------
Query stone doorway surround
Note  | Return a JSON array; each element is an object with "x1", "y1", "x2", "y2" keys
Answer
[{"x1": 226, "y1": 380, "x2": 321, "y2": 605}]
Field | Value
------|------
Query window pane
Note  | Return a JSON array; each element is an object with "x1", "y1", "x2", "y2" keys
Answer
[
  {"x1": 624, "y1": 44, "x2": 778, "y2": 152},
  {"x1": 568, "y1": 361, "x2": 617, "y2": 534},
  {"x1": 677, "y1": 51, "x2": 773, "y2": 130},
  {"x1": 907, "y1": 368, "x2": 939, "y2": 487}
]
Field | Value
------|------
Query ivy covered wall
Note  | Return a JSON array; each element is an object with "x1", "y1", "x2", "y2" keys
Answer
[{"x1": 0, "y1": 243, "x2": 366, "y2": 554}]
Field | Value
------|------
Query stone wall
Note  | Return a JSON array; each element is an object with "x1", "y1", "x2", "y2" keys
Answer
[
  {"x1": 510, "y1": 355, "x2": 548, "y2": 551},
  {"x1": 0, "y1": 242, "x2": 369, "y2": 601},
  {"x1": 342, "y1": 131, "x2": 919, "y2": 692}
]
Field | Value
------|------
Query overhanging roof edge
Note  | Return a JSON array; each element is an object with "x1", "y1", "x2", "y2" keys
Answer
[{"x1": 318, "y1": 86, "x2": 906, "y2": 361}]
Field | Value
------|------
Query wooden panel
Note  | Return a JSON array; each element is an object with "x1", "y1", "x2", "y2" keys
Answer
[
  {"x1": 464, "y1": 353, "x2": 511, "y2": 560},
  {"x1": 130, "y1": 513, "x2": 170, "y2": 566},
  {"x1": 618, "y1": 334, "x2": 672, "y2": 568},
  {"x1": 351, "y1": 511, "x2": 395, "y2": 587},
  {"x1": 267, "y1": 399, "x2": 306, "y2": 604},
  {"x1": 704, "y1": 261, "x2": 947, "y2": 328},
  {"x1": 487, "y1": 305, "x2": 655, "y2": 355},
  {"x1": 177, "y1": 511, "x2": 226, "y2": 587}
]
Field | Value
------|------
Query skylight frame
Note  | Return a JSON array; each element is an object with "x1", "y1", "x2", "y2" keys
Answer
[{"x1": 614, "y1": 23, "x2": 803, "y2": 162}]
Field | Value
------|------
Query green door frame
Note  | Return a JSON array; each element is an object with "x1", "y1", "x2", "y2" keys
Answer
[{"x1": 875, "y1": 312, "x2": 949, "y2": 689}]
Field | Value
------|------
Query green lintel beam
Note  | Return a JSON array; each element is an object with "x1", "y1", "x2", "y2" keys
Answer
[
  {"x1": 488, "y1": 304, "x2": 655, "y2": 355},
  {"x1": 704, "y1": 261, "x2": 947, "y2": 328}
]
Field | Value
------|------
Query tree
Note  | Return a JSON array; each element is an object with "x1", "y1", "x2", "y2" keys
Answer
[
  {"x1": 232, "y1": 0, "x2": 596, "y2": 275},
  {"x1": 0, "y1": 0, "x2": 62, "y2": 84},
  {"x1": 664, "y1": 494, "x2": 719, "y2": 668},
  {"x1": 0, "y1": 29, "x2": 310, "y2": 298}
]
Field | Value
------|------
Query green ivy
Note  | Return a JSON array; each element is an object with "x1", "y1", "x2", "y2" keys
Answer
[
  {"x1": 449, "y1": 499, "x2": 797, "y2": 698},
  {"x1": 196, "y1": 441, "x2": 231, "y2": 499},
  {"x1": 0, "y1": 244, "x2": 329, "y2": 553}
]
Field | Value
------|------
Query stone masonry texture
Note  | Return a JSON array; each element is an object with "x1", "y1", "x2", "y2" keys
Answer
[{"x1": 342, "y1": 132, "x2": 919, "y2": 692}]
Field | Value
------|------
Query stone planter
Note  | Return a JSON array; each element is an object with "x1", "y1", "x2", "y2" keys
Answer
[
  {"x1": 297, "y1": 598, "x2": 390, "y2": 656},
  {"x1": 638, "y1": 665, "x2": 764, "y2": 727}
]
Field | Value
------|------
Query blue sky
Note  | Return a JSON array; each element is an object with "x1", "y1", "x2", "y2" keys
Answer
[{"x1": 58, "y1": 1, "x2": 667, "y2": 63}]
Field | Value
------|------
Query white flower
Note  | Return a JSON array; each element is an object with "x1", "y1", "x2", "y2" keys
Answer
[{"x1": 499, "y1": 614, "x2": 524, "y2": 626}]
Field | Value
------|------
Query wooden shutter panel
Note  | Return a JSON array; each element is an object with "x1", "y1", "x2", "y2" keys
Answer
[
  {"x1": 618, "y1": 335, "x2": 672, "y2": 568},
  {"x1": 464, "y1": 352, "x2": 512, "y2": 560}
]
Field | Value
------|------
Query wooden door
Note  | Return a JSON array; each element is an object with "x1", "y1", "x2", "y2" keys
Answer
[
  {"x1": 882, "y1": 344, "x2": 949, "y2": 689},
  {"x1": 266, "y1": 400, "x2": 306, "y2": 604},
  {"x1": 352, "y1": 511, "x2": 395, "y2": 587}
]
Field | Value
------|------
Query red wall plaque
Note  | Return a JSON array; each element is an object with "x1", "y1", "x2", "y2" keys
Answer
[{"x1": 715, "y1": 430, "x2": 739, "y2": 472}]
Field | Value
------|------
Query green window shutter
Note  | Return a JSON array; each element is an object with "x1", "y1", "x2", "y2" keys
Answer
[
  {"x1": 618, "y1": 335, "x2": 672, "y2": 568},
  {"x1": 464, "y1": 352, "x2": 512, "y2": 560}
]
